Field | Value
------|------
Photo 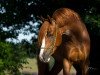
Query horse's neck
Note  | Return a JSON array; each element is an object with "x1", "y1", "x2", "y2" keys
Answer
[{"x1": 61, "y1": 24, "x2": 83, "y2": 44}]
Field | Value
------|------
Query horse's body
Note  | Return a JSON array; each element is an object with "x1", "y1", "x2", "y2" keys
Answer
[{"x1": 38, "y1": 8, "x2": 90, "y2": 75}]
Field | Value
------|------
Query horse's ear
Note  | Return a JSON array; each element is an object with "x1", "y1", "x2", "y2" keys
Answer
[
  {"x1": 37, "y1": 16, "x2": 45, "y2": 22},
  {"x1": 47, "y1": 15, "x2": 52, "y2": 24},
  {"x1": 51, "y1": 19, "x2": 56, "y2": 26},
  {"x1": 47, "y1": 15, "x2": 56, "y2": 25}
]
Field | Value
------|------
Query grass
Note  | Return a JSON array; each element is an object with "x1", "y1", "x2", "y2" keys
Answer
[
  {"x1": 20, "y1": 58, "x2": 38, "y2": 74},
  {"x1": 4, "y1": 58, "x2": 75, "y2": 75},
  {"x1": 20, "y1": 58, "x2": 76, "y2": 75}
]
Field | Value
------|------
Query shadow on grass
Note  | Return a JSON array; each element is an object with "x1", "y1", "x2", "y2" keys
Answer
[
  {"x1": 21, "y1": 71, "x2": 75, "y2": 75},
  {"x1": 21, "y1": 72, "x2": 38, "y2": 75}
]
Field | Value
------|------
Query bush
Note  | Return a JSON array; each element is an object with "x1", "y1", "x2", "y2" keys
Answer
[{"x1": 0, "y1": 42, "x2": 27, "y2": 75}]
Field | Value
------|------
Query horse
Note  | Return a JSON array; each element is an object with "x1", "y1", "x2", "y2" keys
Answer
[{"x1": 37, "y1": 8, "x2": 90, "y2": 75}]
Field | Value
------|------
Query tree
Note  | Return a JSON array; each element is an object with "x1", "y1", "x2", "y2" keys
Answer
[{"x1": 0, "y1": 42, "x2": 27, "y2": 75}]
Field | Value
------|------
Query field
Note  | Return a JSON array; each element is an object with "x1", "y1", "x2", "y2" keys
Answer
[
  {"x1": 20, "y1": 58, "x2": 38, "y2": 75},
  {"x1": 20, "y1": 58, "x2": 76, "y2": 75}
]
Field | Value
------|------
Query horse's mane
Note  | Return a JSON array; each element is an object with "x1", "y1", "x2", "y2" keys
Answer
[
  {"x1": 52, "y1": 8, "x2": 88, "y2": 43},
  {"x1": 52, "y1": 8, "x2": 81, "y2": 27}
]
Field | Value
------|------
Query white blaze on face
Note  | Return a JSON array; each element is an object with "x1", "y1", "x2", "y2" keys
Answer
[
  {"x1": 39, "y1": 37, "x2": 45, "y2": 59},
  {"x1": 39, "y1": 37, "x2": 51, "y2": 62}
]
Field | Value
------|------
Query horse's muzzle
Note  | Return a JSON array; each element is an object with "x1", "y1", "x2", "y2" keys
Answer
[{"x1": 39, "y1": 52, "x2": 51, "y2": 63}]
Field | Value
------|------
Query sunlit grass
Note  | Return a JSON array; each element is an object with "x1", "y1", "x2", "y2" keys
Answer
[{"x1": 20, "y1": 58, "x2": 38, "y2": 74}]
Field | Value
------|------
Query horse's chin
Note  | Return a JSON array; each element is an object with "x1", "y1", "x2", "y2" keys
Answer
[
  {"x1": 39, "y1": 56, "x2": 51, "y2": 63},
  {"x1": 44, "y1": 57, "x2": 50, "y2": 63}
]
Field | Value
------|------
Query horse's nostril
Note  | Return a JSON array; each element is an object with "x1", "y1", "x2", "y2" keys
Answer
[
  {"x1": 43, "y1": 55, "x2": 45, "y2": 60},
  {"x1": 43, "y1": 53, "x2": 48, "y2": 59},
  {"x1": 42, "y1": 53, "x2": 50, "y2": 62}
]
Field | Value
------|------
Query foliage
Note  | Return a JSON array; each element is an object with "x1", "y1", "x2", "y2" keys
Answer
[
  {"x1": 0, "y1": 42, "x2": 27, "y2": 75},
  {"x1": 85, "y1": 14, "x2": 100, "y2": 36},
  {"x1": 83, "y1": 7, "x2": 100, "y2": 36},
  {"x1": 19, "y1": 39, "x2": 38, "y2": 58}
]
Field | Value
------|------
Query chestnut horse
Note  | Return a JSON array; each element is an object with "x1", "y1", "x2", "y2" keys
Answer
[{"x1": 38, "y1": 8, "x2": 90, "y2": 75}]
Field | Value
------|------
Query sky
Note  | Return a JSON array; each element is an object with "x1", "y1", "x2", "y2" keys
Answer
[
  {"x1": 6, "y1": 33, "x2": 35, "y2": 43},
  {"x1": 5, "y1": 21, "x2": 39, "y2": 43}
]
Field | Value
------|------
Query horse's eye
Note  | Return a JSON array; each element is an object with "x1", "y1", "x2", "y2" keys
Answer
[
  {"x1": 46, "y1": 31, "x2": 50, "y2": 36},
  {"x1": 47, "y1": 32, "x2": 55, "y2": 41}
]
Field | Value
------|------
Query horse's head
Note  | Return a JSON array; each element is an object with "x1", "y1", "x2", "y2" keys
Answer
[{"x1": 38, "y1": 17, "x2": 62, "y2": 63}]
